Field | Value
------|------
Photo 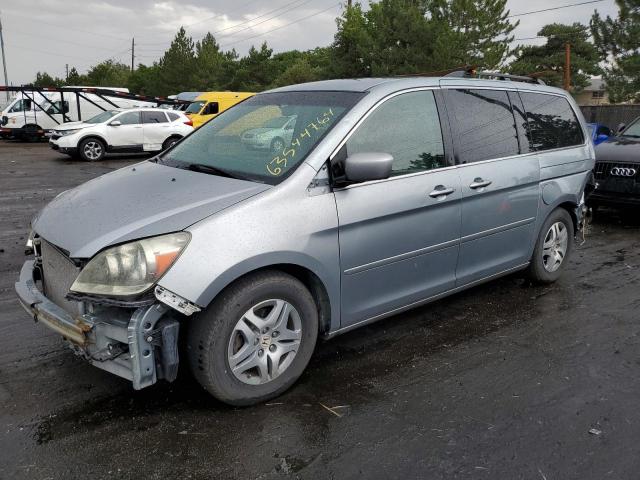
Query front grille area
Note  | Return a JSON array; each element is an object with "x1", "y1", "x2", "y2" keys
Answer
[
  {"x1": 594, "y1": 162, "x2": 639, "y2": 181},
  {"x1": 40, "y1": 239, "x2": 81, "y2": 315}
]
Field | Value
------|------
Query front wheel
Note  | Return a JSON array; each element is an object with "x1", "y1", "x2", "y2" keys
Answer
[
  {"x1": 79, "y1": 137, "x2": 106, "y2": 161},
  {"x1": 526, "y1": 208, "x2": 574, "y2": 284},
  {"x1": 186, "y1": 271, "x2": 318, "y2": 406}
]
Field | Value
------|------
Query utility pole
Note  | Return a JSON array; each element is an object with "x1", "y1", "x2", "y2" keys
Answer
[
  {"x1": 131, "y1": 37, "x2": 135, "y2": 72},
  {"x1": 563, "y1": 42, "x2": 571, "y2": 92},
  {"x1": 65, "y1": 63, "x2": 69, "y2": 81},
  {"x1": 347, "y1": 0, "x2": 352, "y2": 6},
  {"x1": 0, "y1": 12, "x2": 9, "y2": 101}
]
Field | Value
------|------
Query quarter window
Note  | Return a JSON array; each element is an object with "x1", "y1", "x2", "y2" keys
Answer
[
  {"x1": 445, "y1": 89, "x2": 519, "y2": 164},
  {"x1": 142, "y1": 111, "x2": 168, "y2": 124},
  {"x1": 519, "y1": 93, "x2": 584, "y2": 150},
  {"x1": 166, "y1": 112, "x2": 179, "y2": 121},
  {"x1": 117, "y1": 111, "x2": 140, "y2": 125},
  {"x1": 345, "y1": 90, "x2": 445, "y2": 175}
]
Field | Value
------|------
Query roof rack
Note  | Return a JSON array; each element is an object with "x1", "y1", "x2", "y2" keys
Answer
[{"x1": 444, "y1": 67, "x2": 546, "y2": 85}]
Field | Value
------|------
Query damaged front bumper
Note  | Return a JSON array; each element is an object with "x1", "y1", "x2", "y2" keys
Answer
[{"x1": 15, "y1": 260, "x2": 181, "y2": 390}]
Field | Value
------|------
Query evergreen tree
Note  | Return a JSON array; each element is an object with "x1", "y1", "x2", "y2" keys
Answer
[
  {"x1": 156, "y1": 27, "x2": 197, "y2": 96},
  {"x1": 591, "y1": 0, "x2": 640, "y2": 102},
  {"x1": 33, "y1": 72, "x2": 64, "y2": 87},
  {"x1": 509, "y1": 23, "x2": 601, "y2": 91},
  {"x1": 427, "y1": 0, "x2": 518, "y2": 69}
]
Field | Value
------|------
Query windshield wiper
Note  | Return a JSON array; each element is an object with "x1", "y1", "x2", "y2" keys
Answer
[{"x1": 186, "y1": 163, "x2": 243, "y2": 180}]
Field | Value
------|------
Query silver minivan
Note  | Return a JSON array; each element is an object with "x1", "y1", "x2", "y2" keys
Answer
[{"x1": 15, "y1": 74, "x2": 595, "y2": 405}]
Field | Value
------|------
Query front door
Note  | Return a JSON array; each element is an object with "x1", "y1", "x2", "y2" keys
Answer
[
  {"x1": 334, "y1": 89, "x2": 462, "y2": 327},
  {"x1": 109, "y1": 110, "x2": 143, "y2": 150},
  {"x1": 441, "y1": 87, "x2": 540, "y2": 286}
]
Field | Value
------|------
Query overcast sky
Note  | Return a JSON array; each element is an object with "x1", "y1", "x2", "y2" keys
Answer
[{"x1": 0, "y1": 0, "x2": 620, "y2": 85}]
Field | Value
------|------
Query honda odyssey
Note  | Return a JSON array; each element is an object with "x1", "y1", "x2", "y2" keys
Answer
[{"x1": 15, "y1": 73, "x2": 594, "y2": 405}]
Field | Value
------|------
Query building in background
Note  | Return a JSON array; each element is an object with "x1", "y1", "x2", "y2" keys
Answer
[{"x1": 575, "y1": 78, "x2": 609, "y2": 106}]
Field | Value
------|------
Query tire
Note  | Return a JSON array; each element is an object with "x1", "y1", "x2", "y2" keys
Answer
[
  {"x1": 79, "y1": 137, "x2": 106, "y2": 162},
  {"x1": 162, "y1": 136, "x2": 181, "y2": 151},
  {"x1": 186, "y1": 270, "x2": 319, "y2": 406},
  {"x1": 24, "y1": 124, "x2": 42, "y2": 143},
  {"x1": 526, "y1": 208, "x2": 574, "y2": 284},
  {"x1": 270, "y1": 137, "x2": 285, "y2": 155}
]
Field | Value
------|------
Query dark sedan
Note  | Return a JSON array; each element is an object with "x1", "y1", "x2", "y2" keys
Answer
[{"x1": 591, "y1": 117, "x2": 640, "y2": 208}]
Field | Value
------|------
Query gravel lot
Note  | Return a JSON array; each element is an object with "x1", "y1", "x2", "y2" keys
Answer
[{"x1": 1, "y1": 142, "x2": 639, "y2": 479}]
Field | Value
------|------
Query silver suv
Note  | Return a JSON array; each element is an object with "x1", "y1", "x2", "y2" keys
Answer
[{"x1": 15, "y1": 74, "x2": 594, "y2": 405}]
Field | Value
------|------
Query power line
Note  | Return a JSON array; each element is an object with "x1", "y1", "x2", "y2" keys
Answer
[
  {"x1": 137, "y1": 0, "x2": 316, "y2": 46},
  {"x1": 507, "y1": 0, "x2": 606, "y2": 18},
  {"x1": 215, "y1": 0, "x2": 318, "y2": 41},
  {"x1": 220, "y1": 3, "x2": 341, "y2": 48}
]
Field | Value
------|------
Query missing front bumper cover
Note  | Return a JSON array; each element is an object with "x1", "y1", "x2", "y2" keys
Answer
[{"x1": 15, "y1": 260, "x2": 181, "y2": 390}]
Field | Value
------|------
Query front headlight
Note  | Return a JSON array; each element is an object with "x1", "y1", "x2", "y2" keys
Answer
[
  {"x1": 59, "y1": 129, "x2": 81, "y2": 136},
  {"x1": 70, "y1": 232, "x2": 190, "y2": 297}
]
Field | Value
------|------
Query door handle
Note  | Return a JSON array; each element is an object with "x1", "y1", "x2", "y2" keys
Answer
[
  {"x1": 429, "y1": 186, "x2": 455, "y2": 199},
  {"x1": 469, "y1": 178, "x2": 492, "y2": 190}
]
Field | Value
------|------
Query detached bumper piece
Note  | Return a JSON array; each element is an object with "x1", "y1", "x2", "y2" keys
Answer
[{"x1": 15, "y1": 260, "x2": 181, "y2": 389}]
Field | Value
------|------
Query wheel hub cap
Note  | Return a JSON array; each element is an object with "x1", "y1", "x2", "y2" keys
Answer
[{"x1": 227, "y1": 299, "x2": 302, "y2": 385}]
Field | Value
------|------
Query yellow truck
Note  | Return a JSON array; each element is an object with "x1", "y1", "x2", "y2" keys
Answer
[{"x1": 185, "y1": 91, "x2": 254, "y2": 128}]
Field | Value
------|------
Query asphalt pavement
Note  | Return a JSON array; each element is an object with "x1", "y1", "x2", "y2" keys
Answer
[{"x1": 1, "y1": 142, "x2": 639, "y2": 479}]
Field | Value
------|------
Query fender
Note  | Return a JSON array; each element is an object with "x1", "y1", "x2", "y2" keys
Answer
[{"x1": 189, "y1": 250, "x2": 341, "y2": 332}]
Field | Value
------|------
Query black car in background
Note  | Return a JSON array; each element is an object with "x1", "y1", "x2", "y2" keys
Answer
[{"x1": 590, "y1": 116, "x2": 640, "y2": 209}]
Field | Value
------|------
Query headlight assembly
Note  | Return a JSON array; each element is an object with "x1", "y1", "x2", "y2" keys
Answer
[
  {"x1": 59, "y1": 129, "x2": 81, "y2": 136},
  {"x1": 70, "y1": 232, "x2": 190, "y2": 297}
]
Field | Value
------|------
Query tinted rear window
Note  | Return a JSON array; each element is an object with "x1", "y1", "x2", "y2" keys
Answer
[
  {"x1": 445, "y1": 89, "x2": 519, "y2": 163},
  {"x1": 519, "y1": 93, "x2": 584, "y2": 151},
  {"x1": 142, "y1": 111, "x2": 168, "y2": 124},
  {"x1": 167, "y1": 112, "x2": 180, "y2": 121}
]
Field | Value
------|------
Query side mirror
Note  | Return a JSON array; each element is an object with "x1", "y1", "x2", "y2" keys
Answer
[
  {"x1": 344, "y1": 152, "x2": 393, "y2": 183},
  {"x1": 616, "y1": 123, "x2": 626, "y2": 135},
  {"x1": 109, "y1": 120, "x2": 122, "y2": 127}
]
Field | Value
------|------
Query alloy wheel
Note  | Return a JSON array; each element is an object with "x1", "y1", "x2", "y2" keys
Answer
[{"x1": 542, "y1": 221, "x2": 568, "y2": 272}]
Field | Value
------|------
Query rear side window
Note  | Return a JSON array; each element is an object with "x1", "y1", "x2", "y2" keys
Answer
[
  {"x1": 519, "y1": 93, "x2": 584, "y2": 150},
  {"x1": 344, "y1": 90, "x2": 445, "y2": 175},
  {"x1": 142, "y1": 111, "x2": 168, "y2": 123},
  {"x1": 166, "y1": 112, "x2": 179, "y2": 121},
  {"x1": 445, "y1": 89, "x2": 519, "y2": 164}
]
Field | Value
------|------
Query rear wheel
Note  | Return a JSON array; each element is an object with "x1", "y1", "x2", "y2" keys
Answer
[
  {"x1": 526, "y1": 208, "x2": 574, "y2": 284},
  {"x1": 162, "y1": 135, "x2": 181, "y2": 151},
  {"x1": 24, "y1": 124, "x2": 42, "y2": 143},
  {"x1": 79, "y1": 137, "x2": 105, "y2": 162},
  {"x1": 186, "y1": 271, "x2": 318, "y2": 406}
]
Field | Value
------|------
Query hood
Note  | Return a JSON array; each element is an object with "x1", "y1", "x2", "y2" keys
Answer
[
  {"x1": 595, "y1": 136, "x2": 640, "y2": 164},
  {"x1": 55, "y1": 121, "x2": 89, "y2": 131},
  {"x1": 33, "y1": 161, "x2": 271, "y2": 258}
]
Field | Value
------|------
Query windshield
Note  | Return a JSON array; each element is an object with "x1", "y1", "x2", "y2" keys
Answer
[
  {"x1": 85, "y1": 110, "x2": 119, "y2": 124},
  {"x1": 186, "y1": 101, "x2": 205, "y2": 114},
  {"x1": 158, "y1": 91, "x2": 364, "y2": 185},
  {"x1": 622, "y1": 118, "x2": 640, "y2": 137},
  {"x1": 262, "y1": 116, "x2": 293, "y2": 129}
]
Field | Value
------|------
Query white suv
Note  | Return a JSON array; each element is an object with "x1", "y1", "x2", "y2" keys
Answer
[{"x1": 48, "y1": 108, "x2": 194, "y2": 161}]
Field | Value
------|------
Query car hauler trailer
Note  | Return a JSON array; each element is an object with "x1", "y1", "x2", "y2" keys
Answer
[{"x1": 0, "y1": 86, "x2": 188, "y2": 141}]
